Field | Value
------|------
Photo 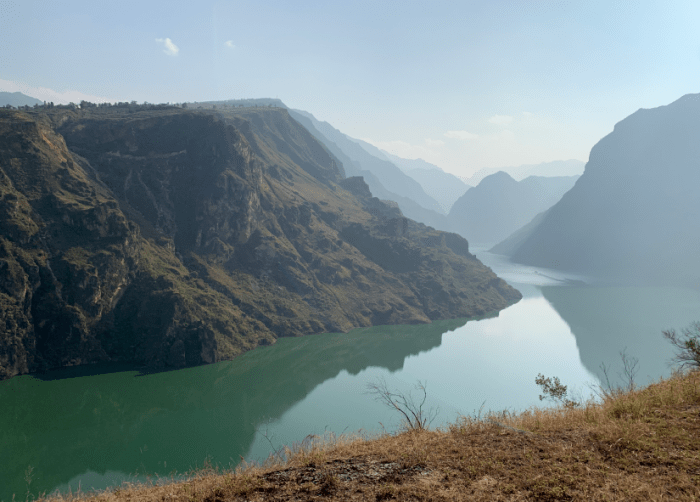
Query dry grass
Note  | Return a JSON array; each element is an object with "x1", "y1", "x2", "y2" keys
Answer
[{"x1": 39, "y1": 370, "x2": 700, "y2": 501}]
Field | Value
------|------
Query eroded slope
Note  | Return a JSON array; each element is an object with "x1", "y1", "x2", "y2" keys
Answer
[{"x1": 0, "y1": 105, "x2": 520, "y2": 379}]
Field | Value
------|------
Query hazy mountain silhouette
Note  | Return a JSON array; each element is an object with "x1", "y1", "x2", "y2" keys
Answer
[
  {"x1": 288, "y1": 110, "x2": 444, "y2": 215},
  {"x1": 489, "y1": 209, "x2": 550, "y2": 256},
  {"x1": 465, "y1": 159, "x2": 585, "y2": 185},
  {"x1": 0, "y1": 91, "x2": 43, "y2": 107},
  {"x1": 448, "y1": 172, "x2": 578, "y2": 246},
  {"x1": 510, "y1": 93, "x2": 700, "y2": 285},
  {"x1": 380, "y1": 153, "x2": 471, "y2": 213}
]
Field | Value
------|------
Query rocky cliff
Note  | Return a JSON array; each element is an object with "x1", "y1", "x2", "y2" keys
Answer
[{"x1": 0, "y1": 105, "x2": 521, "y2": 380}]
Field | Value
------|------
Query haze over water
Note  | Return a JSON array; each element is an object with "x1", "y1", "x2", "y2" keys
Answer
[{"x1": 1, "y1": 250, "x2": 699, "y2": 500}]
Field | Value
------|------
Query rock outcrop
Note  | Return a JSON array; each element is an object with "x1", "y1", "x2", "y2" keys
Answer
[{"x1": 0, "y1": 105, "x2": 521, "y2": 380}]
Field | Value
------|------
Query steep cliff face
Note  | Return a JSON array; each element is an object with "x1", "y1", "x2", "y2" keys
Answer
[
  {"x1": 0, "y1": 110, "x2": 139, "y2": 379},
  {"x1": 0, "y1": 105, "x2": 521, "y2": 379},
  {"x1": 510, "y1": 94, "x2": 700, "y2": 284}
]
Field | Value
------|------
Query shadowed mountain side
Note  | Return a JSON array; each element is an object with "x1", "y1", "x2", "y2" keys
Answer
[
  {"x1": 511, "y1": 94, "x2": 700, "y2": 285},
  {"x1": 0, "y1": 318, "x2": 470, "y2": 498},
  {"x1": 489, "y1": 210, "x2": 549, "y2": 256},
  {"x1": 0, "y1": 106, "x2": 520, "y2": 380},
  {"x1": 448, "y1": 172, "x2": 578, "y2": 246},
  {"x1": 288, "y1": 110, "x2": 444, "y2": 215}
]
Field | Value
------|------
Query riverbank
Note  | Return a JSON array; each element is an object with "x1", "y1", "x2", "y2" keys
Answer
[{"x1": 35, "y1": 369, "x2": 700, "y2": 501}]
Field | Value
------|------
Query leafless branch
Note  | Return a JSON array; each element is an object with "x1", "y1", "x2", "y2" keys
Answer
[{"x1": 366, "y1": 377, "x2": 439, "y2": 431}]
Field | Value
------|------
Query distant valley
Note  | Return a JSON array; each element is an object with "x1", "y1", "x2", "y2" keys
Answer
[
  {"x1": 380, "y1": 153, "x2": 471, "y2": 214},
  {"x1": 465, "y1": 159, "x2": 586, "y2": 185},
  {"x1": 448, "y1": 172, "x2": 579, "y2": 246}
]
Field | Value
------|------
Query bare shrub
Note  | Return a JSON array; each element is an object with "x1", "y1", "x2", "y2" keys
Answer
[
  {"x1": 366, "y1": 377, "x2": 438, "y2": 431},
  {"x1": 663, "y1": 321, "x2": 700, "y2": 369}
]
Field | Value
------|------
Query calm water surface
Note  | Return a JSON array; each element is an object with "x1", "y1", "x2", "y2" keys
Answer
[{"x1": 1, "y1": 250, "x2": 699, "y2": 500}]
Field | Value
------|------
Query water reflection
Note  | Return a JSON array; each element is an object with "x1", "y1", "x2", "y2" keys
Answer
[
  {"x1": 0, "y1": 318, "x2": 468, "y2": 500},
  {"x1": 541, "y1": 285, "x2": 700, "y2": 386},
  {"x1": 244, "y1": 285, "x2": 599, "y2": 465},
  {"x1": 477, "y1": 248, "x2": 700, "y2": 388}
]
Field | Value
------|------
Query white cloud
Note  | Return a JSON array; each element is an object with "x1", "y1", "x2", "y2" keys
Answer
[
  {"x1": 425, "y1": 138, "x2": 445, "y2": 148},
  {"x1": 224, "y1": 40, "x2": 235, "y2": 49},
  {"x1": 522, "y1": 111, "x2": 533, "y2": 118},
  {"x1": 0, "y1": 78, "x2": 116, "y2": 104},
  {"x1": 156, "y1": 37, "x2": 179, "y2": 56},
  {"x1": 488, "y1": 114, "x2": 514, "y2": 126},
  {"x1": 444, "y1": 130, "x2": 478, "y2": 140}
]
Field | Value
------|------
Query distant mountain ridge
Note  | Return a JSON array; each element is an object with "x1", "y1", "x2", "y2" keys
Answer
[
  {"x1": 380, "y1": 153, "x2": 471, "y2": 213},
  {"x1": 465, "y1": 159, "x2": 585, "y2": 185},
  {"x1": 195, "y1": 100, "x2": 448, "y2": 228},
  {"x1": 0, "y1": 92, "x2": 44, "y2": 107},
  {"x1": 506, "y1": 93, "x2": 700, "y2": 284},
  {"x1": 448, "y1": 172, "x2": 579, "y2": 246},
  {"x1": 287, "y1": 109, "x2": 449, "y2": 231}
]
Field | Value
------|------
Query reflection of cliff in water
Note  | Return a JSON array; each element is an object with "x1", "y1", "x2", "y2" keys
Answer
[
  {"x1": 540, "y1": 285, "x2": 700, "y2": 386},
  {"x1": 0, "y1": 318, "x2": 468, "y2": 499}
]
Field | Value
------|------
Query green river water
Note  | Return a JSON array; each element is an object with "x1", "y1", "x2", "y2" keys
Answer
[{"x1": 1, "y1": 250, "x2": 699, "y2": 500}]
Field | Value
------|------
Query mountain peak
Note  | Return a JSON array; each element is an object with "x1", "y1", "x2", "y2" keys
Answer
[
  {"x1": 510, "y1": 92, "x2": 700, "y2": 284},
  {"x1": 479, "y1": 171, "x2": 517, "y2": 186}
]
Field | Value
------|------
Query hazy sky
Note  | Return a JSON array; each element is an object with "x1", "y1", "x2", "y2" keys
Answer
[{"x1": 2, "y1": 1, "x2": 699, "y2": 177}]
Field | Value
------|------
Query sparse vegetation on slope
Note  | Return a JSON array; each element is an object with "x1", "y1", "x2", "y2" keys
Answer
[
  {"x1": 0, "y1": 106, "x2": 520, "y2": 379},
  {"x1": 33, "y1": 367, "x2": 700, "y2": 501}
]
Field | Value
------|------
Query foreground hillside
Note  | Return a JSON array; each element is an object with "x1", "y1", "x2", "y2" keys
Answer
[
  {"x1": 0, "y1": 105, "x2": 520, "y2": 379},
  {"x1": 35, "y1": 369, "x2": 700, "y2": 501}
]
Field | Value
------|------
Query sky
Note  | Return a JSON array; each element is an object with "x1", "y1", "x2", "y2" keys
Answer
[{"x1": 1, "y1": 0, "x2": 699, "y2": 178}]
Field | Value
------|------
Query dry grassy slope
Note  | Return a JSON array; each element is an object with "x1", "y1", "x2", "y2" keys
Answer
[
  {"x1": 0, "y1": 105, "x2": 521, "y2": 380},
  {"x1": 37, "y1": 369, "x2": 700, "y2": 502}
]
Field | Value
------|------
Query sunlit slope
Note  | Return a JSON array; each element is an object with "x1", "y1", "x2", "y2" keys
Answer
[
  {"x1": 288, "y1": 110, "x2": 447, "y2": 219},
  {"x1": 0, "y1": 105, "x2": 520, "y2": 379},
  {"x1": 511, "y1": 93, "x2": 700, "y2": 284}
]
